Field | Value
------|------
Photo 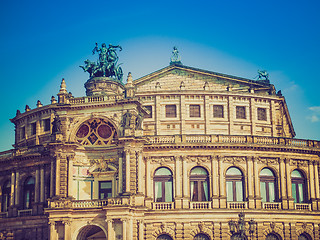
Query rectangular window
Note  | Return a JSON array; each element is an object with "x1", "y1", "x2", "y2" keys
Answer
[
  {"x1": 99, "y1": 181, "x2": 112, "y2": 199},
  {"x1": 43, "y1": 119, "x2": 51, "y2": 132},
  {"x1": 21, "y1": 127, "x2": 25, "y2": 139},
  {"x1": 236, "y1": 106, "x2": 246, "y2": 119},
  {"x1": 144, "y1": 106, "x2": 152, "y2": 118},
  {"x1": 31, "y1": 122, "x2": 36, "y2": 135},
  {"x1": 165, "y1": 105, "x2": 177, "y2": 118},
  {"x1": 257, "y1": 108, "x2": 267, "y2": 121},
  {"x1": 213, "y1": 105, "x2": 224, "y2": 118},
  {"x1": 189, "y1": 105, "x2": 201, "y2": 117}
]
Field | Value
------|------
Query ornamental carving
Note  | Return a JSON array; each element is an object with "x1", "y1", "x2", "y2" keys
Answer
[
  {"x1": 75, "y1": 118, "x2": 117, "y2": 146},
  {"x1": 289, "y1": 159, "x2": 308, "y2": 167},
  {"x1": 89, "y1": 157, "x2": 118, "y2": 172},
  {"x1": 150, "y1": 156, "x2": 175, "y2": 165},
  {"x1": 222, "y1": 156, "x2": 246, "y2": 164},
  {"x1": 186, "y1": 156, "x2": 211, "y2": 163},
  {"x1": 258, "y1": 157, "x2": 278, "y2": 166}
]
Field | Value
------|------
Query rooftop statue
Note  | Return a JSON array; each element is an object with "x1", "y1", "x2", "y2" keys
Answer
[
  {"x1": 80, "y1": 43, "x2": 123, "y2": 82},
  {"x1": 170, "y1": 46, "x2": 182, "y2": 65},
  {"x1": 257, "y1": 70, "x2": 269, "y2": 82}
]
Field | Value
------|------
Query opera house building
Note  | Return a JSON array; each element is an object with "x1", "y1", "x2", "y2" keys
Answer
[{"x1": 0, "y1": 46, "x2": 319, "y2": 240}]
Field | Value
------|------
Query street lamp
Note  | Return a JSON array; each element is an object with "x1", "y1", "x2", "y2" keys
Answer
[{"x1": 228, "y1": 213, "x2": 256, "y2": 240}]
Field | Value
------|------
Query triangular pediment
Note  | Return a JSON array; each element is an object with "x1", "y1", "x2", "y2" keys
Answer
[{"x1": 134, "y1": 64, "x2": 273, "y2": 93}]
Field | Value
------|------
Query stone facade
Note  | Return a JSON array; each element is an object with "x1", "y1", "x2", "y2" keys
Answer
[{"x1": 0, "y1": 63, "x2": 319, "y2": 240}]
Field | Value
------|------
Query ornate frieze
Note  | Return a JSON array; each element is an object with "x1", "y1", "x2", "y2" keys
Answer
[
  {"x1": 257, "y1": 157, "x2": 279, "y2": 166},
  {"x1": 222, "y1": 156, "x2": 246, "y2": 164},
  {"x1": 289, "y1": 159, "x2": 308, "y2": 167},
  {"x1": 185, "y1": 156, "x2": 211, "y2": 164},
  {"x1": 150, "y1": 156, "x2": 175, "y2": 165}
]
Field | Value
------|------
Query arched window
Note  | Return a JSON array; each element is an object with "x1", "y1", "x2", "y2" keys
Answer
[
  {"x1": 154, "y1": 167, "x2": 173, "y2": 202},
  {"x1": 298, "y1": 233, "x2": 312, "y2": 240},
  {"x1": 194, "y1": 233, "x2": 210, "y2": 240},
  {"x1": 1, "y1": 180, "x2": 11, "y2": 212},
  {"x1": 226, "y1": 167, "x2": 244, "y2": 202},
  {"x1": 157, "y1": 234, "x2": 173, "y2": 240},
  {"x1": 190, "y1": 167, "x2": 209, "y2": 201},
  {"x1": 23, "y1": 177, "x2": 35, "y2": 209},
  {"x1": 291, "y1": 170, "x2": 307, "y2": 203},
  {"x1": 260, "y1": 168, "x2": 277, "y2": 202},
  {"x1": 266, "y1": 233, "x2": 282, "y2": 240},
  {"x1": 231, "y1": 233, "x2": 247, "y2": 240}
]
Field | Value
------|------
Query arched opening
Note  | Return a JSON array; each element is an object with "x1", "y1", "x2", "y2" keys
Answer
[
  {"x1": 194, "y1": 233, "x2": 211, "y2": 240},
  {"x1": 157, "y1": 234, "x2": 173, "y2": 240},
  {"x1": 190, "y1": 167, "x2": 209, "y2": 202},
  {"x1": 260, "y1": 168, "x2": 277, "y2": 202},
  {"x1": 298, "y1": 232, "x2": 312, "y2": 240},
  {"x1": 154, "y1": 167, "x2": 173, "y2": 202},
  {"x1": 230, "y1": 233, "x2": 248, "y2": 240},
  {"x1": 291, "y1": 169, "x2": 307, "y2": 203},
  {"x1": 266, "y1": 232, "x2": 282, "y2": 240},
  {"x1": 23, "y1": 177, "x2": 35, "y2": 209},
  {"x1": 77, "y1": 225, "x2": 107, "y2": 240},
  {"x1": 226, "y1": 167, "x2": 244, "y2": 202},
  {"x1": 1, "y1": 180, "x2": 11, "y2": 212}
]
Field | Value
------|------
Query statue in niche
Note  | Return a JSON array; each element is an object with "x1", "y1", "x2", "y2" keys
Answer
[
  {"x1": 52, "y1": 114, "x2": 61, "y2": 134},
  {"x1": 121, "y1": 110, "x2": 132, "y2": 129},
  {"x1": 135, "y1": 112, "x2": 144, "y2": 130}
]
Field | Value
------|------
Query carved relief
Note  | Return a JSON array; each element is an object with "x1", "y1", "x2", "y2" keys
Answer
[
  {"x1": 258, "y1": 157, "x2": 279, "y2": 166},
  {"x1": 185, "y1": 156, "x2": 211, "y2": 163},
  {"x1": 289, "y1": 159, "x2": 308, "y2": 167},
  {"x1": 222, "y1": 156, "x2": 246, "y2": 164},
  {"x1": 150, "y1": 156, "x2": 175, "y2": 165}
]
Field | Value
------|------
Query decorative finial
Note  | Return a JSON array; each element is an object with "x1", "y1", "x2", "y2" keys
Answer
[
  {"x1": 25, "y1": 105, "x2": 31, "y2": 112},
  {"x1": 37, "y1": 100, "x2": 43, "y2": 108},
  {"x1": 170, "y1": 46, "x2": 182, "y2": 65},
  {"x1": 51, "y1": 96, "x2": 57, "y2": 104},
  {"x1": 127, "y1": 72, "x2": 133, "y2": 85},
  {"x1": 59, "y1": 78, "x2": 67, "y2": 94}
]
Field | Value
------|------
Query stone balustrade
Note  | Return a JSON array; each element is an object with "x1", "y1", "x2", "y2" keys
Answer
[
  {"x1": 68, "y1": 95, "x2": 123, "y2": 104},
  {"x1": 152, "y1": 202, "x2": 174, "y2": 210},
  {"x1": 262, "y1": 202, "x2": 282, "y2": 210},
  {"x1": 18, "y1": 209, "x2": 32, "y2": 217},
  {"x1": 190, "y1": 201, "x2": 211, "y2": 209},
  {"x1": 295, "y1": 203, "x2": 311, "y2": 211},
  {"x1": 146, "y1": 134, "x2": 320, "y2": 149},
  {"x1": 227, "y1": 202, "x2": 248, "y2": 209}
]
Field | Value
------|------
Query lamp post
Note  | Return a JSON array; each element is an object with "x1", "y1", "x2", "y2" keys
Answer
[{"x1": 228, "y1": 213, "x2": 256, "y2": 240}]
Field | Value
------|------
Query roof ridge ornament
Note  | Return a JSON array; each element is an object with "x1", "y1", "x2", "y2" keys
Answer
[
  {"x1": 170, "y1": 46, "x2": 182, "y2": 65},
  {"x1": 256, "y1": 70, "x2": 270, "y2": 83}
]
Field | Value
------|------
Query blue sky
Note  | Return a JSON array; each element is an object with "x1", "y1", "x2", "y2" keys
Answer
[{"x1": 0, "y1": 0, "x2": 319, "y2": 151}]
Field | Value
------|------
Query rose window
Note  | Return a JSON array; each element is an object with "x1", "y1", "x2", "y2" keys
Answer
[{"x1": 75, "y1": 119, "x2": 117, "y2": 146}]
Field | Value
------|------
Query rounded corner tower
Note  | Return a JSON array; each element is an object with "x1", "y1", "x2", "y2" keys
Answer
[{"x1": 84, "y1": 77, "x2": 125, "y2": 96}]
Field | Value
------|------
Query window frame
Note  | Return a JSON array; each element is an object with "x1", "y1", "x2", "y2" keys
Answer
[
  {"x1": 154, "y1": 167, "x2": 173, "y2": 202},
  {"x1": 31, "y1": 122, "x2": 37, "y2": 135},
  {"x1": 190, "y1": 167, "x2": 209, "y2": 202},
  {"x1": 189, "y1": 104, "x2": 201, "y2": 118},
  {"x1": 260, "y1": 168, "x2": 277, "y2": 202},
  {"x1": 23, "y1": 177, "x2": 35, "y2": 209},
  {"x1": 144, "y1": 105, "x2": 153, "y2": 119},
  {"x1": 1, "y1": 180, "x2": 11, "y2": 212},
  {"x1": 257, "y1": 107, "x2": 267, "y2": 121},
  {"x1": 98, "y1": 181, "x2": 112, "y2": 199},
  {"x1": 291, "y1": 170, "x2": 307, "y2": 203},
  {"x1": 236, "y1": 106, "x2": 246, "y2": 119},
  {"x1": 226, "y1": 167, "x2": 245, "y2": 202},
  {"x1": 165, "y1": 105, "x2": 177, "y2": 118},
  {"x1": 213, "y1": 105, "x2": 224, "y2": 118}
]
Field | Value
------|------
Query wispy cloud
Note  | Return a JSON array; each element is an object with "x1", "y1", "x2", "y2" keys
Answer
[{"x1": 307, "y1": 106, "x2": 320, "y2": 122}]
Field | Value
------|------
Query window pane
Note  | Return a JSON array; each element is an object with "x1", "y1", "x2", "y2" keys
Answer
[
  {"x1": 190, "y1": 105, "x2": 201, "y2": 117},
  {"x1": 155, "y1": 181, "x2": 162, "y2": 202},
  {"x1": 260, "y1": 182, "x2": 266, "y2": 202},
  {"x1": 269, "y1": 182, "x2": 275, "y2": 202},
  {"x1": 165, "y1": 105, "x2": 177, "y2": 118},
  {"x1": 291, "y1": 170, "x2": 303, "y2": 178},
  {"x1": 213, "y1": 105, "x2": 224, "y2": 118},
  {"x1": 298, "y1": 183, "x2": 304, "y2": 203},
  {"x1": 202, "y1": 181, "x2": 208, "y2": 201},
  {"x1": 226, "y1": 167, "x2": 242, "y2": 176},
  {"x1": 155, "y1": 167, "x2": 172, "y2": 176},
  {"x1": 165, "y1": 181, "x2": 173, "y2": 202},
  {"x1": 292, "y1": 183, "x2": 297, "y2": 203},
  {"x1": 236, "y1": 181, "x2": 243, "y2": 201},
  {"x1": 257, "y1": 108, "x2": 267, "y2": 121},
  {"x1": 191, "y1": 167, "x2": 208, "y2": 176},
  {"x1": 236, "y1": 106, "x2": 246, "y2": 119},
  {"x1": 260, "y1": 168, "x2": 274, "y2": 177},
  {"x1": 227, "y1": 181, "x2": 233, "y2": 201},
  {"x1": 190, "y1": 181, "x2": 195, "y2": 201}
]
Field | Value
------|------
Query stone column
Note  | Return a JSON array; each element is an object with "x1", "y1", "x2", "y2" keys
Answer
[
  {"x1": 137, "y1": 151, "x2": 143, "y2": 194},
  {"x1": 68, "y1": 156, "x2": 73, "y2": 198},
  {"x1": 270, "y1": 100, "x2": 277, "y2": 137},
  {"x1": 10, "y1": 172, "x2": 15, "y2": 206},
  {"x1": 182, "y1": 156, "x2": 189, "y2": 208},
  {"x1": 15, "y1": 172, "x2": 19, "y2": 206},
  {"x1": 118, "y1": 150, "x2": 123, "y2": 194},
  {"x1": 138, "y1": 220, "x2": 144, "y2": 240},
  {"x1": 309, "y1": 161, "x2": 316, "y2": 209},
  {"x1": 49, "y1": 221, "x2": 57, "y2": 240},
  {"x1": 253, "y1": 157, "x2": 261, "y2": 209},
  {"x1": 55, "y1": 155, "x2": 61, "y2": 196},
  {"x1": 145, "y1": 157, "x2": 152, "y2": 208},
  {"x1": 107, "y1": 219, "x2": 114, "y2": 240},
  {"x1": 35, "y1": 168, "x2": 40, "y2": 203},
  {"x1": 285, "y1": 158, "x2": 294, "y2": 209},
  {"x1": 314, "y1": 161, "x2": 320, "y2": 210},
  {"x1": 122, "y1": 219, "x2": 127, "y2": 240},
  {"x1": 204, "y1": 95, "x2": 210, "y2": 134},
  {"x1": 128, "y1": 218, "x2": 133, "y2": 240},
  {"x1": 40, "y1": 167, "x2": 45, "y2": 202},
  {"x1": 228, "y1": 96, "x2": 234, "y2": 135},
  {"x1": 250, "y1": 97, "x2": 255, "y2": 135},
  {"x1": 155, "y1": 95, "x2": 161, "y2": 135},
  {"x1": 279, "y1": 158, "x2": 288, "y2": 209},
  {"x1": 218, "y1": 156, "x2": 226, "y2": 208},
  {"x1": 63, "y1": 220, "x2": 71, "y2": 240},
  {"x1": 175, "y1": 156, "x2": 182, "y2": 208},
  {"x1": 125, "y1": 150, "x2": 131, "y2": 194},
  {"x1": 247, "y1": 156, "x2": 254, "y2": 208},
  {"x1": 180, "y1": 95, "x2": 186, "y2": 135},
  {"x1": 50, "y1": 161, "x2": 55, "y2": 197},
  {"x1": 212, "y1": 156, "x2": 219, "y2": 208}
]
